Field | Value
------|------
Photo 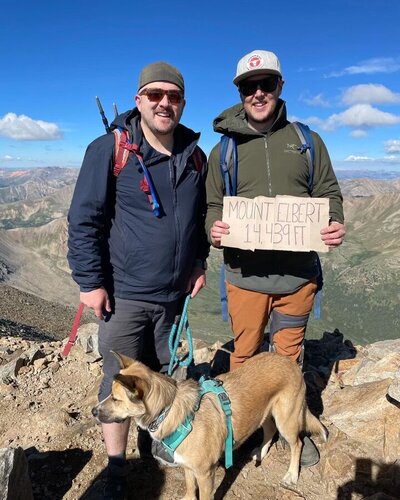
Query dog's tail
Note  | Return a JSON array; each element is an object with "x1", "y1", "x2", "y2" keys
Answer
[{"x1": 305, "y1": 407, "x2": 329, "y2": 442}]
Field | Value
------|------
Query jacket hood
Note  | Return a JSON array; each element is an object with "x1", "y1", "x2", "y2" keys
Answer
[
  {"x1": 110, "y1": 109, "x2": 139, "y2": 130},
  {"x1": 110, "y1": 108, "x2": 202, "y2": 179},
  {"x1": 213, "y1": 98, "x2": 288, "y2": 136}
]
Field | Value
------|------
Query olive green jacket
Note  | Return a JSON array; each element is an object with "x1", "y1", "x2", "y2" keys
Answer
[{"x1": 205, "y1": 99, "x2": 344, "y2": 294}]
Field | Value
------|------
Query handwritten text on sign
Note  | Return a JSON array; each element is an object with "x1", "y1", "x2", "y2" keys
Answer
[{"x1": 221, "y1": 196, "x2": 329, "y2": 252}]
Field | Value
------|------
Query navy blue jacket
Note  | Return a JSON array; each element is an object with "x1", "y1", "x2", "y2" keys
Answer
[{"x1": 67, "y1": 109, "x2": 209, "y2": 302}]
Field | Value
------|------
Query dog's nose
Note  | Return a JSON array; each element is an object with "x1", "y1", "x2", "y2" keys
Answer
[{"x1": 92, "y1": 407, "x2": 98, "y2": 418}]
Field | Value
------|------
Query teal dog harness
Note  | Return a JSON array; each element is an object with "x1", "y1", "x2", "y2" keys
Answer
[{"x1": 151, "y1": 376, "x2": 234, "y2": 468}]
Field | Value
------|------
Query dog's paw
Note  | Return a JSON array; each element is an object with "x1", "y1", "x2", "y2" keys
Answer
[
  {"x1": 281, "y1": 470, "x2": 299, "y2": 487},
  {"x1": 250, "y1": 446, "x2": 262, "y2": 462},
  {"x1": 180, "y1": 496, "x2": 197, "y2": 500}
]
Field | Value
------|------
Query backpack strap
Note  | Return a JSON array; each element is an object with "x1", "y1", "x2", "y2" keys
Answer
[
  {"x1": 113, "y1": 127, "x2": 160, "y2": 216},
  {"x1": 292, "y1": 122, "x2": 324, "y2": 317},
  {"x1": 218, "y1": 135, "x2": 238, "y2": 321},
  {"x1": 113, "y1": 129, "x2": 204, "y2": 217},
  {"x1": 113, "y1": 128, "x2": 131, "y2": 176},
  {"x1": 191, "y1": 146, "x2": 205, "y2": 174},
  {"x1": 219, "y1": 263, "x2": 229, "y2": 322},
  {"x1": 292, "y1": 122, "x2": 315, "y2": 194},
  {"x1": 219, "y1": 135, "x2": 237, "y2": 196}
]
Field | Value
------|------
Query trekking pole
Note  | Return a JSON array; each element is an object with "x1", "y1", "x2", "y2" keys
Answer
[
  {"x1": 113, "y1": 102, "x2": 119, "y2": 118},
  {"x1": 95, "y1": 96, "x2": 111, "y2": 133}
]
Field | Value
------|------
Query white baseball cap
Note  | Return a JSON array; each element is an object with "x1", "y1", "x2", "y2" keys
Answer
[{"x1": 233, "y1": 50, "x2": 282, "y2": 86}]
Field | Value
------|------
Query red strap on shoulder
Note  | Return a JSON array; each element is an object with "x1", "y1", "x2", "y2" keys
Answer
[
  {"x1": 113, "y1": 129, "x2": 131, "y2": 176},
  {"x1": 191, "y1": 146, "x2": 204, "y2": 173},
  {"x1": 62, "y1": 302, "x2": 85, "y2": 357}
]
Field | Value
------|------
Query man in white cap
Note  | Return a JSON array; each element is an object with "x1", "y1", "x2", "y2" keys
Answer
[{"x1": 205, "y1": 50, "x2": 345, "y2": 466}]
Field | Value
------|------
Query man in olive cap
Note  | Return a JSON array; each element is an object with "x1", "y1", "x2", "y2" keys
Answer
[
  {"x1": 68, "y1": 61, "x2": 209, "y2": 499},
  {"x1": 206, "y1": 49, "x2": 345, "y2": 467}
]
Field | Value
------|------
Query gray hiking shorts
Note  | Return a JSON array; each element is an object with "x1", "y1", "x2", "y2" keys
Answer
[{"x1": 98, "y1": 296, "x2": 183, "y2": 401}]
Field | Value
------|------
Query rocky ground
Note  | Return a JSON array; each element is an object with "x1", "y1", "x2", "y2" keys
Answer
[
  {"x1": 1, "y1": 284, "x2": 400, "y2": 499},
  {"x1": 0, "y1": 284, "x2": 94, "y2": 341}
]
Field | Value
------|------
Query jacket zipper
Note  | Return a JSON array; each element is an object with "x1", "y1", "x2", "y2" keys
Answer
[
  {"x1": 264, "y1": 136, "x2": 272, "y2": 196},
  {"x1": 170, "y1": 157, "x2": 181, "y2": 288}
]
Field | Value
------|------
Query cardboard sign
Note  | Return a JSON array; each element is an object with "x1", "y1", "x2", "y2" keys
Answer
[{"x1": 221, "y1": 196, "x2": 329, "y2": 253}]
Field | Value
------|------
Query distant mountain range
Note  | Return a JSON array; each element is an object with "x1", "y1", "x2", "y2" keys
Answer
[
  {"x1": 0, "y1": 166, "x2": 399, "y2": 346},
  {"x1": 335, "y1": 169, "x2": 400, "y2": 181}
]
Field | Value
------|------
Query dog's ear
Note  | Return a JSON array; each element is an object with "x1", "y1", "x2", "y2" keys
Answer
[
  {"x1": 111, "y1": 351, "x2": 134, "y2": 369},
  {"x1": 114, "y1": 374, "x2": 146, "y2": 401}
]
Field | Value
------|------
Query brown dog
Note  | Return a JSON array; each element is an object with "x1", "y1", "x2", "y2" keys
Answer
[{"x1": 92, "y1": 351, "x2": 327, "y2": 500}]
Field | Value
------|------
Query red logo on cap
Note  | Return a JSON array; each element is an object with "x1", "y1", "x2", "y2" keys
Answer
[{"x1": 247, "y1": 55, "x2": 263, "y2": 69}]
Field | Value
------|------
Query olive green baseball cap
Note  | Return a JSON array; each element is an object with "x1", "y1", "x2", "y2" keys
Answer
[{"x1": 138, "y1": 61, "x2": 184, "y2": 92}]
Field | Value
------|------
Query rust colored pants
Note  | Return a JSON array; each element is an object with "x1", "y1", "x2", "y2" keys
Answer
[{"x1": 227, "y1": 281, "x2": 317, "y2": 370}]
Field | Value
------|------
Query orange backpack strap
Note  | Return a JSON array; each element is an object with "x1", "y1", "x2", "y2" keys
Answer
[{"x1": 113, "y1": 128, "x2": 131, "y2": 176}]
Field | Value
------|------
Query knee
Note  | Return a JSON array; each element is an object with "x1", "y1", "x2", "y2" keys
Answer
[{"x1": 271, "y1": 328, "x2": 304, "y2": 363}]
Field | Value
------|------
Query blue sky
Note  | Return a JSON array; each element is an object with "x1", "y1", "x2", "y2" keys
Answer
[{"x1": 1, "y1": 0, "x2": 400, "y2": 172}]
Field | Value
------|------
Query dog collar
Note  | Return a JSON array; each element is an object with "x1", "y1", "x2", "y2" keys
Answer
[{"x1": 148, "y1": 405, "x2": 172, "y2": 433}]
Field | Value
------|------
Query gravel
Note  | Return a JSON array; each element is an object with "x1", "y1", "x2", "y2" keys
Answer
[{"x1": 0, "y1": 284, "x2": 95, "y2": 341}]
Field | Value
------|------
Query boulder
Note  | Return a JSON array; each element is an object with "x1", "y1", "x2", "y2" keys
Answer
[
  {"x1": 322, "y1": 378, "x2": 400, "y2": 461},
  {"x1": 0, "y1": 447, "x2": 33, "y2": 500}
]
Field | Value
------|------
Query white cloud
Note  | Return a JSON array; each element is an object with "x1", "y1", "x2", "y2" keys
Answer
[
  {"x1": 297, "y1": 67, "x2": 317, "y2": 73},
  {"x1": 3, "y1": 155, "x2": 23, "y2": 161},
  {"x1": 342, "y1": 84, "x2": 400, "y2": 105},
  {"x1": 335, "y1": 155, "x2": 400, "y2": 168},
  {"x1": 344, "y1": 155, "x2": 374, "y2": 162},
  {"x1": 294, "y1": 115, "x2": 324, "y2": 128},
  {"x1": 351, "y1": 129, "x2": 368, "y2": 138},
  {"x1": 384, "y1": 139, "x2": 400, "y2": 154},
  {"x1": 326, "y1": 57, "x2": 400, "y2": 77},
  {"x1": 346, "y1": 57, "x2": 400, "y2": 75},
  {"x1": 300, "y1": 92, "x2": 330, "y2": 107},
  {"x1": 320, "y1": 104, "x2": 400, "y2": 131},
  {"x1": 0, "y1": 113, "x2": 63, "y2": 141}
]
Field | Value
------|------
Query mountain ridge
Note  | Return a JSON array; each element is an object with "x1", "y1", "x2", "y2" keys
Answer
[{"x1": 0, "y1": 168, "x2": 399, "y2": 346}]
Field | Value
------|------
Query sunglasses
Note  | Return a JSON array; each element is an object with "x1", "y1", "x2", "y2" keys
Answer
[
  {"x1": 139, "y1": 88, "x2": 184, "y2": 105},
  {"x1": 239, "y1": 76, "x2": 280, "y2": 97}
]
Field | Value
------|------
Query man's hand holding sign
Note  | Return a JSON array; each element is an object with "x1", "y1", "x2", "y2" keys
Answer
[{"x1": 210, "y1": 196, "x2": 345, "y2": 251}]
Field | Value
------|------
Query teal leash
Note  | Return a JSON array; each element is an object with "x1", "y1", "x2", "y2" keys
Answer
[
  {"x1": 168, "y1": 295, "x2": 193, "y2": 376},
  {"x1": 165, "y1": 296, "x2": 234, "y2": 468}
]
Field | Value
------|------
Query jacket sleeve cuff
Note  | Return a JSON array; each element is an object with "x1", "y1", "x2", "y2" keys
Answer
[
  {"x1": 79, "y1": 284, "x2": 103, "y2": 293},
  {"x1": 194, "y1": 259, "x2": 207, "y2": 270}
]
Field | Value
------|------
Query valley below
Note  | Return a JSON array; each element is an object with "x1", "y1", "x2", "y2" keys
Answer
[{"x1": 0, "y1": 167, "x2": 400, "y2": 346}]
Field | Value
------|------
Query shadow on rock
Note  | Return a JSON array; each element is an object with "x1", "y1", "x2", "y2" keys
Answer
[
  {"x1": 337, "y1": 458, "x2": 400, "y2": 499},
  {"x1": 210, "y1": 339, "x2": 233, "y2": 377},
  {"x1": 26, "y1": 447, "x2": 92, "y2": 500},
  {"x1": 209, "y1": 329, "x2": 358, "y2": 417},
  {"x1": 80, "y1": 457, "x2": 166, "y2": 500},
  {"x1": 303, "y1": 328, "x2": 357, "y2": 417}
]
